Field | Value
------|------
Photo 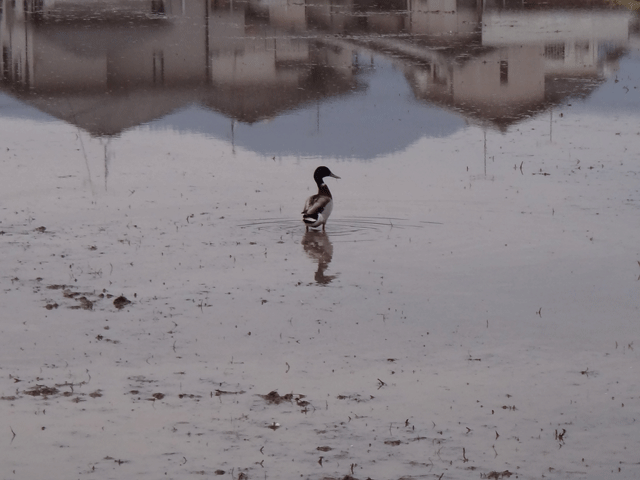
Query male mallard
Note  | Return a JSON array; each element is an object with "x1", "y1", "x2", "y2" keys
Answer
[{"x1": 302, "y1": 166, "x2": 340, "y2": 232}]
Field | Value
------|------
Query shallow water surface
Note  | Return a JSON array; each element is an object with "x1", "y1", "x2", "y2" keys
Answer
[{"x1": 0, "y1": 1, "x2": 639, "y2": 480}]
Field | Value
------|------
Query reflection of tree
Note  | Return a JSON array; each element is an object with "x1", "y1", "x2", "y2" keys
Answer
[{"x1": 301, "y1": 231, "x2": 337, "y2": 285}]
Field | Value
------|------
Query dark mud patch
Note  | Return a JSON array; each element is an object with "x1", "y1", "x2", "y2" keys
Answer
[
  {"x1": 113, "y1": 295, "x2": 131, "y2": 309},
  {"x1": 319, "y1": 476, "x2": 361, "y2": 480},
  {"x1": 69, "y1": 296, "x2": 93, "y2": 310},
  {"x1": 336, "y1": 393, "x2": 373, "y2": 403},
  {"x1": 482, "y1": 471, "x2": 513, "y2": 479},
  {"x1": 178, "y1": 393, "x2": 201, "y2": 400},
  {"x1": 384, "y1": 440, "x2": 402, "y2": 446},
  {"x1": 95, "y1": 334, "x2": 120, "y2": 344},
  {"x1": 44, "y1": 284, "x2": 128, "y2": 311},
  {"x1": 259, "y1": 390, "x2": 295, "y2": 405},
  {"x1": 259, "y1": 390, "x2": 311, "y2": 410},
  {"x1": 19, "y1": 381, "x2": 102, "y2": 402}
]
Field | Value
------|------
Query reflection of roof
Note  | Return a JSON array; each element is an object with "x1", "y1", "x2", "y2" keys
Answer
[
  {"x1": 201, "y1": 65, "x2": 360, "y2": 124},
  {"x1": 403, "y1": 71, "x2": 608, "y2": 133},
  {"x1": 2, "y1": 86, "x2": 199, "y2": 137},
  {"x1": 0, "y1": 63, "x2": 358, "y2": 136}
]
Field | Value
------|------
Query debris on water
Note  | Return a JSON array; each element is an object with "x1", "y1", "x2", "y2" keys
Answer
[
  {"x1": 72, "y1": 296, "x2": 93, "y2": 310},
  {"x1": 23, "y1": 385, "x2": 59, "y2": 397},
  {"x1": 113, "y1": 296, "x2": 131, "y2": 309},
  {"x1": 483, "y1": 471, "x2": 513, "y2": 479},
  {"x1": 214, "y1": 389, "x2": 245, "y2": 396},
  {"x1": 260, "y1": 390, "x2": 294, "y2": 404},
  {"x1": 178, "y1": 393, "x2": 201, "y2": 399}
]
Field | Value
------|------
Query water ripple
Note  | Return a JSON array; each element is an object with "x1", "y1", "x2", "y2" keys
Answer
[{"x1": 239, "y1": 216, "x2": 437, "y2": 238}]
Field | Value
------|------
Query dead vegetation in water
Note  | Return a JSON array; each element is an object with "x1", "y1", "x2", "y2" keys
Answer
[
  {"x1": 44, "y1": 286, "x2": 97, "y2": 310},
  {"x1": 318, "y1": 476, "x2": 366, "y2": 480},
  {"x1": 23, "y1": 385, "x2": 59, "y2": 397},
  {"x1": 336, "y1": 393, "x2": 373, "y2": 403},
  {"x1": 95, "y1": 334, "x2": 119, "y2": 344},
  {"x1": 259, "y1": 390, "x2": 312, "y2": 411},
  {"x1": 482, "y1": 471, "x2": 513, "y2": 479},
  {"x1": 43, "y1": 284, "x2": 132, "y2": 311},
  {"x1": 16, "y1": 381, "x2": 102, "y2": 402},
  {"x1": 259, "y1": 390, "x2": 295, "y2": 405}
]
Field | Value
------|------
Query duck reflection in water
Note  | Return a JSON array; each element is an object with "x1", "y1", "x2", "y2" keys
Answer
[{"x1": 301, "y1": 230, "x2": 337, "y2": 285}]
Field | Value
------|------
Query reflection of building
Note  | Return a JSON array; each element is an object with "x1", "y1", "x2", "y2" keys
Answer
[
  {"x1": 0, "y1": 0, "x2": 636, "y2": 136},
  {"x1": 320, "y1": 0, "x2": 632, "y2": 129},
  {"x1": 203, "y1": 0, "x2": 358, "y2": 123},
  {"x1": 0, "y1": 0, "x2": 360, "y2": 135}
]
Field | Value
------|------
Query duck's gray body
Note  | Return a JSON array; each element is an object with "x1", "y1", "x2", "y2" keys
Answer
[{"x1": 302, "y1": 166, "x2": 340, "y2": 232}]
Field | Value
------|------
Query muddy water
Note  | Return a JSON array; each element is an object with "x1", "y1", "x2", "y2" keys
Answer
[{"x1": 0, "y1": 1, "x2": 639, "y2": 479}]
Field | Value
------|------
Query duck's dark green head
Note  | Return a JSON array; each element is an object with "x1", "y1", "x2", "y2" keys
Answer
[{"x1": 314, "y1": 166, "x2": 340, "y2": 186}]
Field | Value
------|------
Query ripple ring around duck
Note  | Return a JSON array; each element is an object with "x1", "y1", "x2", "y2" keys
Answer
[{"x1": 239, "y1": 217, "x2": 439, "y2": 238}]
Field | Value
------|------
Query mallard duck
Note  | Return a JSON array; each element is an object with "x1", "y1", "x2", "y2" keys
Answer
[{"x1": 302, "y1": 166, "x2": 340, "y2": 232}]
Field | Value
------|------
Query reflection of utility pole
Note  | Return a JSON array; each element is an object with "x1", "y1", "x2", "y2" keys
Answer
[
  {"x1": 549, "y1": 108, "x2": 553, "y2": 143},
  {"x1": 231, "y1": 119, "x2": 236, "y2": 155},
  {"x1": 317, "y1": 102, "x2": 320, "y2": 134},
  {"x1": 68, "y1": 99, "x2": 95, "y2": 196},
  {"x1": 484, "y1": 129, "x2": 487, "y2": 176},
  {"x1": 103, "y1": 137, "x2": 112, "y2": 191},
  {"x1": 205, "y1": 0, "x2": 210, "y2": 84}
]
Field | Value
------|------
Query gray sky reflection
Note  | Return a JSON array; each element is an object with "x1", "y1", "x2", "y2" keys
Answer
[{"x1": 148, "y1": 60, "x2": 465, "y2": 158}]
